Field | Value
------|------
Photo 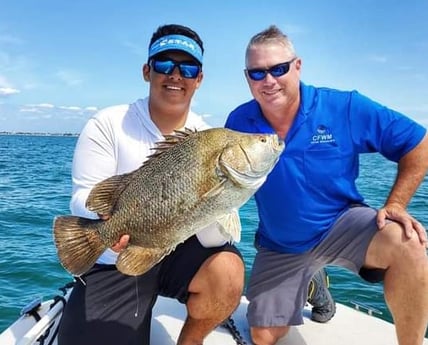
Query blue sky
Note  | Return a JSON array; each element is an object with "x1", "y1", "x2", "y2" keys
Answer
[{"x1": 1, "y1": 0, "x2": 427, "y2": 133}]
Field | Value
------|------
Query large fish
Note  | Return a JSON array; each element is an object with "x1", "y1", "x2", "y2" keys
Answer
[{"x1": 53, "y1": 128, "x2": 284, "y2": 276}]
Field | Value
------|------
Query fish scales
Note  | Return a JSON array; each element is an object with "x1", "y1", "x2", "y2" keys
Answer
[{"x1": 53, "y1": 128, "x2": 284, "y2": 276}]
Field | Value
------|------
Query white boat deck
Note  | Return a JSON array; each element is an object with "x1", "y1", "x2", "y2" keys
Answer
[
  {"x1": 1, "y1": 292, "x2": 427, "y2": 345},
  {"x1": 152, "y1": 296, "x2": 428, "y2": 345}
]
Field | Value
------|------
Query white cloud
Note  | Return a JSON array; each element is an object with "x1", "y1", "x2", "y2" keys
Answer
[
  {"x1": 0, "y1": 86, "x2": 20, "y2": 96},
  {"x1": 20, "y1": 107, "x2": 42, "y2": 113},
  {"x1": 0, "y1": 75, "x2": 20, "y2": 97},
  {"x1": 59, "y1": 105, "x2": 81, "y2": 111},
  {"x1": 25, "y1": 103, "x2": 55, "y2": 108},
  {"x1": 0, "y1": 102, "x2": 98, "y2": 133}
]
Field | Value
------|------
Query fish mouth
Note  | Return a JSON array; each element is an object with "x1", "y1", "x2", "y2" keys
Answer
[
  {"x1": 273, "y1": 136, "x2": 285, "y2": 152},
  {"x1": 218, "y1": 133, "x2": 284, "y2": 189},
  {"x1": 230, "y1": 139, "x2": 282, "y2": 178},
  {"x1": 221, "y1": 160, "x2": 268, "y2": 190},
  {"x1": 239, "y1": 144, "x2": 271, "y2": 177},
  {"x1": 240, "y1": 135, "x2": 284, "y2": 175}
]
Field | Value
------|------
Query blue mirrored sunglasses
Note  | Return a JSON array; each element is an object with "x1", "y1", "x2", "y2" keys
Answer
[
  {"x1": 150, "y1": 59, "x2": 201, "y2": 79},
  {"x1": 246, "y1": 58, "x2": 297, "y2": 81}
]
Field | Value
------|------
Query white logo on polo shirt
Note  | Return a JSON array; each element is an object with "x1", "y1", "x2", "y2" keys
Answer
[{"x1": 311, "y1": 125, "x2": 336, "y2": 144}]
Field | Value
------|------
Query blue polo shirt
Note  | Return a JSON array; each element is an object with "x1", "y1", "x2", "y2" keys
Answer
[{"x1": 225, "y1": 82, "x2": 426, "y2": 254}]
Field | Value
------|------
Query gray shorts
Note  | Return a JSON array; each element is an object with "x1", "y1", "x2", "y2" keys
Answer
[{"x1": 246, "y1": 206, "x2": 385, "y2": 327}]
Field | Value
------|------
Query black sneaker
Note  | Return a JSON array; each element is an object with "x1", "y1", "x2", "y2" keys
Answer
[{"x1": 307, "y1": 268, "x2": 336, "y2": 323}]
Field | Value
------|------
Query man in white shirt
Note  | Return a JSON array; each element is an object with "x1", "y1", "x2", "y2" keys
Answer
[{"x1": 57, "y1": 24, "x2": 244, "y2": 345}]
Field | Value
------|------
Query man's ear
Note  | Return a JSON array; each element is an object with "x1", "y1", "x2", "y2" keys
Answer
[
  {"x1": 195, "y1": 71, "x2": 203, "y2": 89},
  {"x1": 142, "y1": 64, "x2": 150, "y2": 81}
]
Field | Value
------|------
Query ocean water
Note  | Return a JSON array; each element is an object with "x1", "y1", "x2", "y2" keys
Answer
[{"x1": 0, "y1": 134, "x2": 427, "y2": 333}]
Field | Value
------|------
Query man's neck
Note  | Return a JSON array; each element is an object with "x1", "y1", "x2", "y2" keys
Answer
[
  {"x1": 149, "y1": 103, "x2": 189, "y2": 135},
  {"x1": 263, "y1": 101, "x2": 299, "y2": 140}
]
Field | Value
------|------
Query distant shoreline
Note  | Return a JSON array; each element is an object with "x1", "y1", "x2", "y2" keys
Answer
[{"x1": 0, "y1": 131, "x2": 79, "y2": 137}]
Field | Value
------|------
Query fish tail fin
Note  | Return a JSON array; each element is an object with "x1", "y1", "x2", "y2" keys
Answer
[{"x1": 53, "y1": 216, "x2": 106, "y2": 276}]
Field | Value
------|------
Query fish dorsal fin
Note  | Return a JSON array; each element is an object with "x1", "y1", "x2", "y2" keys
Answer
[
  {"x1": 147, "y1": 128, "x2": 197, "y2": 159},
  {"x1": 86, "y1": 171, "x2": 135, "y2": 216}
]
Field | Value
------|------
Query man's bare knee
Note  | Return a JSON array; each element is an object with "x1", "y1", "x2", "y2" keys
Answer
[
  {"x1": 187, "y1": 252, "x2": 244, "y2": 320},
  {"x1": 251, "y1": 326, "x2": 289, "y2": 345}
]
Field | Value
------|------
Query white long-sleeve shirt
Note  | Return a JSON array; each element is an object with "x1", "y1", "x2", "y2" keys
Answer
[{"x1": 70, "y1": 97, "x2": 231, "y2": 264}]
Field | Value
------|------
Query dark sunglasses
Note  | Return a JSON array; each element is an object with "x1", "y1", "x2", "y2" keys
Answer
[
  {"x1": 150, "y1": 59, "x2": 201, "y2": 79},
  {"x1": 246, "y1": 58, "x2": 297, "y2": 81}
]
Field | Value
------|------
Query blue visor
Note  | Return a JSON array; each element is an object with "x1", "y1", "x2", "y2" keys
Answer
[{"x1": 148, "y1": 34, "x2": 203, "y2": 65}]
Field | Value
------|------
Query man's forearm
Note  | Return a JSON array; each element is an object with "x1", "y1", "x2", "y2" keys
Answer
[{"x1": 385, "y1": 133, "x2": 428, "y2": 208}]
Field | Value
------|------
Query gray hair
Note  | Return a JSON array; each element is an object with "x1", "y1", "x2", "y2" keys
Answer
[{"x1": 245, "y1": 25, "x2": 296, "y2": 64}]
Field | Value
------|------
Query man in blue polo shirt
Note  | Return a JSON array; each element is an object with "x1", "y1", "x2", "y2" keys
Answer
[{"x1": 225, "y1": 25, "x2": 428, "y2": 345}]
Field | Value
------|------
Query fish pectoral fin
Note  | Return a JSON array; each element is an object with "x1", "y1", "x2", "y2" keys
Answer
[
  {"x1": 116, "y1": 245, "x2": 168, "y2": 276},
  {"x1": 216, "y1": 211, "x2": 241, "y2": 242},
  {"x1": 202, "y1": 180, "x2": 226, "y2": 199},
  {"x1": 53, "y1": 215, "x2": 105, "y2": 276},
  {"x1": 86, "y1": 172, "x2": 135, "y2": 215}
]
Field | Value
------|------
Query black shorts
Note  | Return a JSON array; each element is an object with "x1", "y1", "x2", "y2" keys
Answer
[{"x1": 57, "y1": 235, "x2": 242, "y2": 345}]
